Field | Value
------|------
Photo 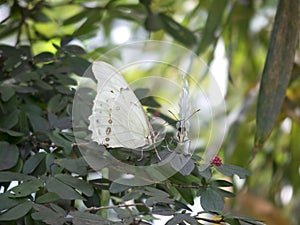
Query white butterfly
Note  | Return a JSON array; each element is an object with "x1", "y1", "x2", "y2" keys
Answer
[
  {"x1": 175, "y1": 76, "x2": 192, "y2": 155},
  {"x1": 88, "y1": 61, "x2": 160, "y2": 156}
]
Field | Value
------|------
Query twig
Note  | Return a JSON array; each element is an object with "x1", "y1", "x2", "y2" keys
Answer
[
  {"x1": 85, "y1": 203, "x2": 145, "y2": 211},
  {"x1": 154, "y1": 181, "x2": 203, "y2": 189}
]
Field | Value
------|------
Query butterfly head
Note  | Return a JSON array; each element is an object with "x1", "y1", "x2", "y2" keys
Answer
[{"x1": 176, "y1": 120, "x2": 189, "y2": 144}]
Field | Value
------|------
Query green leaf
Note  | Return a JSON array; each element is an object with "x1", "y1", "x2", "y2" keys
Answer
[
  {"x1": 216, "y1": 164, "x2": 251, "y2": 178},
  {"x1": 8, "y1": 178, "x2": 43, "y2": 198},
  {"x1": 36, "y1": 192, "x2": 61, "y2": 204},
  {"x1": 0, "y1": 171, "x2": 35, "y2": 182},
  {"x1": 145, "y1": 196, "x2": 173, "y2": 206},
  {"x1": 122, "y1": 191, "x2": 143, "y2": 201},
  {"x1": 109, "y1": 181, "x2": 131, "y2": 193},
  {"x1": 45, "y1": 176, "x2": 85, "y2": 200},
  {"x1": 55, "y1": 157, "x2": 88, "y2": 176},
  {"x1": 144, "y1": 186, "x2": 169, "y2": 197},
  {"x1": 23, "y1": 152, "x2": 46, "y2": 174},
  {"x1": 159, "y1": 13, "x2": 197, "y2": 46},
  {"x1": 0, "y1": 127, "x2": 25, "y2": 137},
  {"x1": 211, "y1": 179, "x2": 233, "y2": 187},
  {"x1": 166, "y1": 213, "x2": 198, "y2": 225},
  {"x1": 63, "y1": 45, "x2": 86, "y2": 55},
  {"x1": 0, "y1": 201, "x2": 32, "y2": 221},
  {"x1": 152, "y1": 205, "x2": 175, "y2": 216},
  {"x1": 69, "y1": 211, "x2": 109, "y2": 225},
  {"x1": 196, "y1": 0, "x2": 228, "y2": 55},
  {"x1": 200, "y1": 188, "x2": 224, "y2": 211},
  {"x1": 0, "y1": 85, "x2": 15, "y2": 101},
  {"x1": 33, "y1": 52, "x2": 55, "y2": 63},
  {"x1": 35, "y1": 79, "x2": 53, "y2": 90},
  {"x1": 224, "y1": 218, "x2": 241, "y2": 225},
  {"x1": 48, "y1": 130, "x2": 73, "y2": 155},
  {"x1": 215, "y1": 188, "x2": 235, "y2": 198},
  {"x1": 32, "y1": 203, "x2": 65, "y2": 225},
  {"x1": 27, "y1": 113, "x2": 50, "y2": 133},
  {"x1": 145, "y1": 13, "x2": 164, "y2": 31},
  {"x1": 226, "y1": 213, "x2": 265, "y2": 225},
  {"x1": 0, "y1": 142, "x2": 19, "y2": 170},
  {"x1": 0, "y1": 193, "x2": 28, "y2": 211},
  {"x1": 0, "y1": 109, "x2": 19, "y2": 129},
  {"x1": 55, "y1": 174, "x2": 94, "y2": 196},
  {"x1": 255, "y1": 0, "x2": 300, "y2": 147}
]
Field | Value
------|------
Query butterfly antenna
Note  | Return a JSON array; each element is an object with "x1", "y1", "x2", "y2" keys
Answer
[{"x1": 185, "y1": 109, "x2": 201, "y2": 122}]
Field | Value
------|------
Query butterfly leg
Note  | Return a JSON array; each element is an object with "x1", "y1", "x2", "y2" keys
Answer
[{"x1": 137, "y1": 148, "x2": 144, "y2": 161}]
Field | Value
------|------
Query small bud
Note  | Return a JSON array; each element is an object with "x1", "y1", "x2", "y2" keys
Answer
[{"x1": 210, "y1": 156, "x2": 222, "y2": 166}]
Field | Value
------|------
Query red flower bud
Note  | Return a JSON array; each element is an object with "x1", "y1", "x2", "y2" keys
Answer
[{"x1": 210, "y1": 156, "x2": 222, "y2": 166}]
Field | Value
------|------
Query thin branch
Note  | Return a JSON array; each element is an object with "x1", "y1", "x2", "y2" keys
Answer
[
  {"x1": 154, "y1": 181, "x2": 203, "y2": 189},
  {"x1": 85, "y1": 203, "x2": 145, "y2": 211}
]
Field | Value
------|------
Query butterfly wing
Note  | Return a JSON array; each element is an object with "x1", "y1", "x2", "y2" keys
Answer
[
  {"x1": 176, "y1": 76, "x2": 191, "y2": 155},
  {"x1": 88, "y1": 61, "x2": 152, "y2": 149}
]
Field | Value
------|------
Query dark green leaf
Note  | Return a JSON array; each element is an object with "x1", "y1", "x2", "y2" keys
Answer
[
  {"x1": 32, "y1": 203, "x2": 65, "y2": 225},
  {"x1": 8, "y1": 178, "x2": 43, "y2": 198},
  {"x1": 0, "y1": 85, "x2": 15, "y2": 101},
  {"x1": 159, "y1": 13, "x2": 197, "y2": 46},
  {"x1": 33, "y1": 52, "x2": 55, "y2": 63},
  {"x1": 0, "y1": 171, "x2": 35, "y2": 182},
  {"x1": 166, "y1": 213, "x2": 198, "y2": 225},
  {"x1": 48, "y1": 130, "x2": 72, "y2": 154},
  {"x1": 23, "y1": 152, "x2": 46, "y2": 174},
  {"x1": 35, "y1": 79, "x2": 53, "y2": 90},
  {"x1": 145, "y1": 13, "x2": 164, "y2": 31},
  {"x1": 109, "y1": 181, "x2": 131, "y2": 193},
  {"x1": 216, "y1": 164, "x2": 251, "y2": 178},
  {"x1": 0, "y1": 201, "x2": 32, "y2": 221},
  {"x1": 215, "y1": 188, "x2": 235, "y2": 198},
  {"x1": 211, "y1": 179, "x2": 233, "y2": 187},
  {"x1": 55, "y1": 157, "x2": 88, "y2": 176},
  {"x1": 145, "y1": 196, "x2": 173, "y2": 206},
  {"x1": 113, "y1": 207, "x2": 132, "y2": 219},
  {"x1": 45, "y1": 176, "x2": 85, "y2": 200},
  {"x1": 122, "y1": 191, "x2": 143, "y2": 201},
  {"x1": 36, "y1": 192, "x2": 61, "y2": 204},
  {"x1": 0, "y1": 142, "x2": 19, "y2": 170},
  {"x1": 0, "y1": 109, "x2": 19, "y2": 129},
  {"x1": 70, "y1": 211, "x2": 109, "y2": 225},
  {"x1": 0, "y1": 127, "x2": 25, "y2": 137},
  {"x1": 0, "y1": 193, "x2": 28, "y2": 211},
  {"x1": 63, "y1": 45, "x2": 86, "y2": 55},
  {"x1": 226, "y1": 213, "x2": 265, "y2": 225},
  {"x1": 199, "y1": 166, "x2": 212, "y2": 179},
  {"x1": 152, "y1": 205, "x2": 175, "y2": 216},
  {"x1": 144, "y1": 186, "x2": 169, "y2": 197},
  {"x1": 200, "y1": 188, "x2": 224, "y2": 211},
  {"x1": 224, "y1": 218, "x2": 241, "y2": 225},
  {"x1": 27, "y1": 113, "x2": 50, "y2": 133},
  {"x1": 55, "y1": 173, "x2": 94, "y2": 196}
]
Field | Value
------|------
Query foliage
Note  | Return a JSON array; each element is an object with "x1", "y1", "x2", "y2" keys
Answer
[{"x1": 0, "y1": 0, "x2": 299, "y2": 225}]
